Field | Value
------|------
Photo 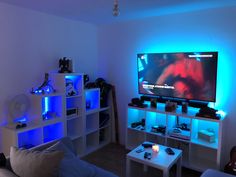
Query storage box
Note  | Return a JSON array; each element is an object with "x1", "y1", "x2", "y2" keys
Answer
[{"x1": 198, "y1": 130, "x2": 215, "y2": 143}]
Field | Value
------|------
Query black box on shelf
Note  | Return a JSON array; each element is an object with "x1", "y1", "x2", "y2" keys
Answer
[{"x1": 66, "y1": 107, "x2": 78, "y2": 117}]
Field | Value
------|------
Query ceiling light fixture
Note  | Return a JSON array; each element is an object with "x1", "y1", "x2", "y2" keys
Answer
[{"x1": 113, "y1": 0, "x2": 120, "y2": 17}]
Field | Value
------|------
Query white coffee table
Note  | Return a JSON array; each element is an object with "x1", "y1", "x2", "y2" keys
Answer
[{"x1": 126, "y1": 142, "x2": 182, "y2": 177}]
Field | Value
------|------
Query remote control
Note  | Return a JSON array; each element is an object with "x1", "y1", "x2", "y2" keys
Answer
[
  {"x1": 136, "y1": 148, "x2": 145, "y2": 153},
  {"x1": 144, "y1": 152, "x2": 152, "y2": 159},
  {"x1": 165, "y1": 147, "x2": 175, "y2": 155}
]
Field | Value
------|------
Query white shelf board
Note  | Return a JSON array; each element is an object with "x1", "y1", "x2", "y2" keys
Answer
[
  {"x1": 69, "y1": 134, "x2": 83, "y2": 140},
  {"x1": 145, "y1": 129, "x2": 166, "y2": 138},
  {"x1": 66, "y1": 94, "x2": 83, "y2": 99},
  {"x1": 86, "y1": 108, "x2": 100, "y2": 115},
  {"x1": 99, "y1": 107, "x2": 110, "y2": 112},
  {"x1": 191, "y1": 138, "x2": 218, "y2": 149},
  {"x1": 67, "y1": 115, "x2": 82, "y2": 121},
  {"x1": 99, "y1": 123, "x2": 110, "y2": 130},
  {"x1": 128, "y1": 105, "x2": 224, "y2": 122},
  {"x1": 166, "y1": 135, "x2": 190, "y2": 143},
  {"x1": 86, "y1": 128, "x2": 98, "y2": 135},
  {"x1": 4, "y1": 122, "x2": 41, "y2": 133},
  {"x1": 42, "y1": 117, "x2": 63, "y2": 126}
]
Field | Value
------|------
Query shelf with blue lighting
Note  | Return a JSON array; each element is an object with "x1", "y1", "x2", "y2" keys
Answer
[
  {"x1": 43, "y1": 122, "x2": 64, "y2": 143},
  {"x1": 126, "y1": 105, "x2": 226, "y2": 171},
  {"x1": 85, "y1": 88, "x2": 100, "y2": 112},
  {"x1": 18, "y1": 127, "x2": 43, "y2": 148}
]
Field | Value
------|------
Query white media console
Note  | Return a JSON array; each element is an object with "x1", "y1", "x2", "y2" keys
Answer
[{"x1": 125, "y1": 102, "x2": 226, "y2": 172}]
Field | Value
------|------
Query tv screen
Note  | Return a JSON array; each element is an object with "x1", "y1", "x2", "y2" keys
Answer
[{"x1": 137, "y1": 52, "x2": 218, "y2": 102}]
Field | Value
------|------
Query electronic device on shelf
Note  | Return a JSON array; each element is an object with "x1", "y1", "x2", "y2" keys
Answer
[
  {"x1": 131, "y1": 119, "x2": 145, "y2": 129},
  {"x1": 137, "y1": 52, "x2": 218, "y2": 107},
  {"x1": 196, "y1": 106, "x2": 221, "y2": 119},
  {"x1": 169, "y1": 128, "x2": 190, "y2": 140},
  {"x1": 128, "y1": 98, "x2": 148, "y2": 108},
  {"x1": 151, "y1": 125, "x2": 166, "y2": 134}
]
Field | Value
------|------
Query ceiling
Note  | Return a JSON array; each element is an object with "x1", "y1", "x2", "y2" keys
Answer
[{"x1": 0, "y1": 0, "x2": 236, "y2": 25}]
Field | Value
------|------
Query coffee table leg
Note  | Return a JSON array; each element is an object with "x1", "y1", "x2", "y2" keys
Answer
[
  {"x1": 163, "y1": 169, "x2": 169, "y2": 177},
  {"x1": 126, "y1": 158, "x2": 131, "y2": 177},
  {"x1": 176, "y1": 156, "x2": 182, "y2": 177}
]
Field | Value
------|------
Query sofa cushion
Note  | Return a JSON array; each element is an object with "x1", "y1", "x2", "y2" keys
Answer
[
  {"x1": 46, "y1": 139, "x2": 95, "y2": 177},
  {"x1": 46, "y1": 141, "x2": 75, "y2": 159},
  {"x1": 58, "y1": 157, "x2": 95, "y2": 177},
  {"x1": 0, "y1": 168, "x2": 18, "y2": 177},
  {"x1": 10, "y1": 146, "x2": 64, "y2": 177}
]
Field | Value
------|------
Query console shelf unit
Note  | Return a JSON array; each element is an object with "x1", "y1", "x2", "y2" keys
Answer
[
  {"x1": 126, "y1": 103, "x2": 226, "y2": 172},
  {"x1": 1, "y1": 73, "x2": 112, "y2": 157}
]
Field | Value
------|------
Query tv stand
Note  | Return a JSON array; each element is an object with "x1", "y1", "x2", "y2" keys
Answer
[{"x1": 126, "y1": 102, "x2": 226, "y2": 172}]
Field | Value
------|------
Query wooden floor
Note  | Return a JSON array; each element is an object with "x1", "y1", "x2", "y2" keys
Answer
[{"x1": 82, "y1": 143, "x2": 202, "y2": 177}]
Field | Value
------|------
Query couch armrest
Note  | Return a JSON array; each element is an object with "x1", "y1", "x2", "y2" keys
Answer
[{"x1": 201, "y1": 169, "x2": 235, "y2": 177}]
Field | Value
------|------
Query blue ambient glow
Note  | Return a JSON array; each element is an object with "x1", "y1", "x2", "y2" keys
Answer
[
  {"x1": 14, "y1": 117, "x2": 27, "y2": 123},
  {"x1": 42, "y1": 97, "x2": 49, "y2": 120}
]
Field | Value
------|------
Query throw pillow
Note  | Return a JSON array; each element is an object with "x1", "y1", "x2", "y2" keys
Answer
[{"x1": 10, "y1": 146, "x2": 64, "y2": 177}]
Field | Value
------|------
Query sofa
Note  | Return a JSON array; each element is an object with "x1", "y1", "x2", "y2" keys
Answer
[
  {"x1": 201, "y1": 169, "x2": 235, "y2": 177},
  {"x1": 0, "y1": 137, "x2": 119, "y2": 177}
]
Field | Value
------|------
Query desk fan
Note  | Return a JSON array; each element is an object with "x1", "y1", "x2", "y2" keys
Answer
[{"x1": 9, "y1": 94, "x2": 30, "y2": 124}]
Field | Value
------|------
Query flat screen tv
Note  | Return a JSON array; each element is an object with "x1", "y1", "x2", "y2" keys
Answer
[{"x1": 137, "y1": 52, "x2": 218, "y2": 102}]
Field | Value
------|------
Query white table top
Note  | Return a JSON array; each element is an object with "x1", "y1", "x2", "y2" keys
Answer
[{"x1": 127, "y1": 142, "x2": 182, "y2": 170}]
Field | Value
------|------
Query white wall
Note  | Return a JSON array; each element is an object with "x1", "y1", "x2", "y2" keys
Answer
[
  {"x1": 0, "y1": 2, "x2": 98, "y2": 124},
  {"x1": 98, "y1": 6, "x2": 236, "y2": 160}
]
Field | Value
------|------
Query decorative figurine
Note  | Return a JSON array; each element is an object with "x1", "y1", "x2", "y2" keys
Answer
[
  {"x1": 31, "y1": 73, "x2": 56, "y2": 94},
  {"x1": 59, "y1": 57, "x2": 72, "y2": 73}
]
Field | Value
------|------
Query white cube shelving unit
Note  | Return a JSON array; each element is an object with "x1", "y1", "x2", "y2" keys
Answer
[{"x1": 126, "y1": 103, "x2": 226, "y2": 172}]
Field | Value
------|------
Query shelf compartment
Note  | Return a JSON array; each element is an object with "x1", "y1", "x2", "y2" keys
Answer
[
  {"x1": 86, "y1": 131, "x2": 99, "y2": 152},
  {"x1": 99, "y1": 112, "x2": 110, "y2": 128},
  {"x1": 65, "y1": 75, "x2": 83, "y2": 96},
  {"x1": 85, "y1": 88, "x2": 100, "y2": 111},
  {"x1": 189, "y1": 144, "x2": 218, "y2": 171},
  {"x1": 99, "y1": 127, "x2": 111, "y2": 145},
  {"x1": 18, "y1": 128, "x2": 43, "y2": 148},
  {"x1": 66, "y1": 107, "x2": 83, "y2": 119},
  {"x1": 41, "y1": 95, "x2": 63, "y2": 121},
  {"x1": 126, "y1": 128, "x2": 145, "y2": 150},
  {"x1": 67, "y1": 118, "x2": 83, "y2": 139},
  {"x1": 43, "y1": 122, "x2": 64, "y2": 143},
  {"x1": 86, "y1": 112, "x2": 99, "y2": 134},
  {"x1": 66, "y1": 96, "x2": 83, "y2": 111},
  {"x1": 191, "y1": 119, "x2": 219, "y2": 148},
  {"x1": 127, "y1": 108, "x2": 146, "y2": 129},
  {"x1": 146, "y1": 111, "x2": 166, "y2": 135}
]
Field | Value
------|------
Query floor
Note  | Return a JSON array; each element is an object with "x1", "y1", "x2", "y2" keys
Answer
[{"x1": 82, "y1": 143, "x2": 202, "y2": 177}]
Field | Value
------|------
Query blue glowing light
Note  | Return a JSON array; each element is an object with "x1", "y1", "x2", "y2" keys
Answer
[{"x1": 14, "y1": 117, "x2": 27, "y2": 123}]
